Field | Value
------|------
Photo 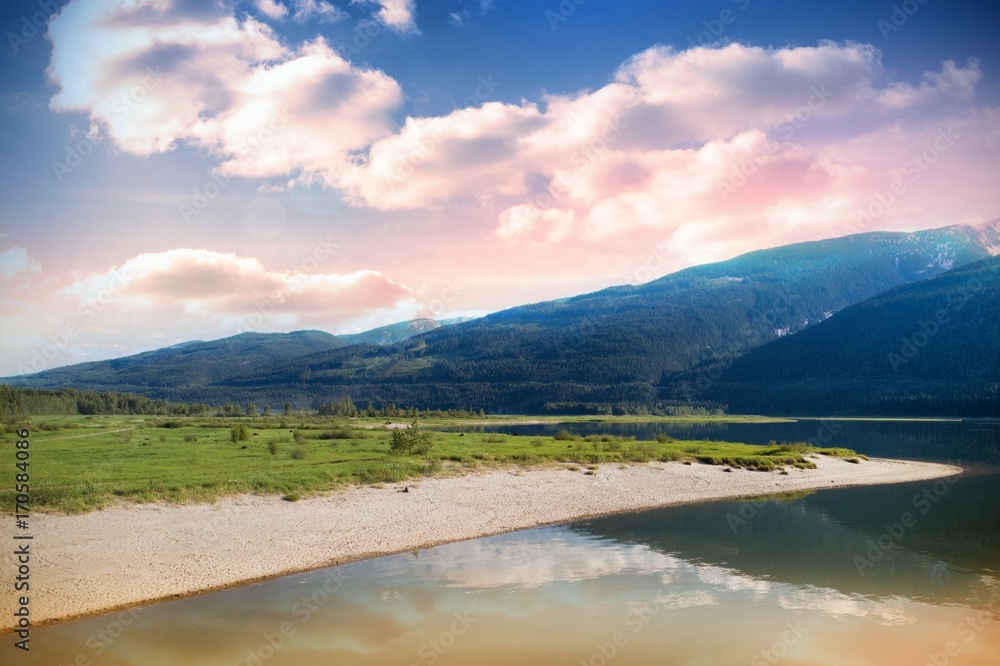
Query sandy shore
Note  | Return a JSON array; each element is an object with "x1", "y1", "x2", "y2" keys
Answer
[{"x1": 0, "y1": 456, "x2": 959, "y2": 631}]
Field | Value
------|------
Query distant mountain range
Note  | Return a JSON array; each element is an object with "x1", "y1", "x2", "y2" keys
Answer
[
  {"x1": 5, "y1": 220, "x2": 999, "y2": 416},
  {"x1": 4, "y1": 320, "x2": 465, "y2": 391}
]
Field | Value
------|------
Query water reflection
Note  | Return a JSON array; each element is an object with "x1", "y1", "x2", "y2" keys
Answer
[
  {"x1": 13, "y1": 420, "x2": 1000, "y2": 665},
  {"x1": 20, "y1": 521, "x2": 1000, "y2": 665}
]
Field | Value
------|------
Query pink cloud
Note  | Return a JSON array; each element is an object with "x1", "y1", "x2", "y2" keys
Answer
[{"x1": 59, "y1": 248, "x2": 417, "y2": 329}]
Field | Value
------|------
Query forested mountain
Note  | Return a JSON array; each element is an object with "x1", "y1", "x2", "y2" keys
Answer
[
  {"x1": 703, "y1": 256, "x2": 1000, "y2": 416},
  {"x1": 5, "y1": 318, "x2": 475, "y2": 392},
  {"x1": 338, "y1": 317, "x2": 475, "y2": 346},
  {"x1": 4, "y1": 220, "x2": 999, "y2": 414},
  {"x1": 9, "y1": 330, "x2": 345, "y2": 389}
]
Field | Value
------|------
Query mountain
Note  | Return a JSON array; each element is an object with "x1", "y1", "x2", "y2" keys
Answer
[
  {"x1": 5, "y1": 316, "x2": 481, "y2": 391},
  {"x1": 5, "y1": 220, "x2": 998, "y2": 414},
  {"x1": 6, "y1": 330, "x2": 346, "y2": 390},
  {"x1": 338, "y1": 317, "x2": 476, "y2": 346},
  {"x1": 703, "y1": 256, "x2": 1000, "y2": 416}
]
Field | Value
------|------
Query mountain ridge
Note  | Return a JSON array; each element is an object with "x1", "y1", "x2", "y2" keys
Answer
[{"x1": 5, "y1": 220, "x2": 999, "y2": 415}]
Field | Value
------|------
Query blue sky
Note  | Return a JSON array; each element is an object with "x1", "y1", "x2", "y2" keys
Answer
[{"x1": 1, "y1": 0, "x2": 998, "y2": 375}]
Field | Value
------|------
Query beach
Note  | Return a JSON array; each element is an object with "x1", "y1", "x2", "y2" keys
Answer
[{"x1": 0, "y1": 456, "x2": 960, "y2": 631}]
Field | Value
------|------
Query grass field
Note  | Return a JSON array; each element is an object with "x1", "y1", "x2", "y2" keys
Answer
[{"x1": 1, "y1": 414, "x2": 859, "y2": 514}]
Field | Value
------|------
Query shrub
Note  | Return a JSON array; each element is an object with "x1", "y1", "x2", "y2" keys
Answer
[
  {"x1": 623, "y1": 443, "x2": 657, "y2": 462},
  {"x1": 283, "y1": 492, "x2": 301, "y2": 502},
  {"x1": 655, "y1": 433, "x2": 675, "y2": 444},
  {"x1": 290, "y1": 447, "x2": 306, "y2": 460},
  {"x1": 230, "y1": 424, "x2": 249, "y2": 443},
  {"x1": 389, "y1": 420, "x2": 434, "y2": 462},
  {"x1": 183, "y1": 434, "x2": 198, "y2": 442},
  {"x1": 267, "y1": 440, "x2": 279, "y2": 456},
  {"x1": 553, "y1": 429, "x2": 576, "y2": 441},
  {"x1": 319, "y1": 428, "x2": 353, "y2": 440}
]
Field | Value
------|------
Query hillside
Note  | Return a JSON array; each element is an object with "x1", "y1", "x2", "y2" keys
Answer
[
  {"x1": 5, "y1": 220, "x2": 998, "y2": 414},
  {"x1": 705, "y1": 256, "x2": 1000, "y2": 415}
]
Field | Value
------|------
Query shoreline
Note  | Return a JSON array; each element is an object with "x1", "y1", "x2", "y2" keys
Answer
[{"x1": 0, "y1": 456, "x2": 961, "y2": 632}]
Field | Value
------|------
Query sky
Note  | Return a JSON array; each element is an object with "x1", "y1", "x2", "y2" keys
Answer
[{"x1": 0, "y1": 0, "x2": 998, "y2": 376}]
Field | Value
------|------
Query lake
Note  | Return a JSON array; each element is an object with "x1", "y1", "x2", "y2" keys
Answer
[{"x1": 17, "y1": 420, "x2": 1000, "y2": 665}]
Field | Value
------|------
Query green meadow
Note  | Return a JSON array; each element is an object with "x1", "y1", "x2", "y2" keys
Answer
[{"x1": 1, "y1": 414, "x2": 859, "y2": 514}]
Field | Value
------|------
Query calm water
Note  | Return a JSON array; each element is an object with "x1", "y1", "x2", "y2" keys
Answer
[{"x1": 13, "y1": 420, "x2": 1000, "y2": 665}]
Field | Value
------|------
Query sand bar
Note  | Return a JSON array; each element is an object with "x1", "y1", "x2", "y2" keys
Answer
[{"x1": 0, "y1": 456, "x2": 960, "y2": 631}]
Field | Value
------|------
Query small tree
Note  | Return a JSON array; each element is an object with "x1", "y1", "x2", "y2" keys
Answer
[
  {"x1": 413, "y1": 426, "x2": 434, "y2": 466},
  {"x1": 284, "y1": 403, "x2": 292, "y2": 416},
  {"x1": 388, "y1": 419, "x2": 434, "y2": 464},
  {"x1": 230, "y1": 424, "x2": 249, "y2": 443},
  {"x1": 389, "y1": 427, "x2": 412, "y2": 455},
  {"x1": 246, "y1": 403, "x2": 258, "y2": 417}
]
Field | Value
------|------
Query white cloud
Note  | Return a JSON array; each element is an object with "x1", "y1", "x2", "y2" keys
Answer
[
  {"x1": 292, "y1": 0, "x2": 348, "y2": 23},
  {"x1": 352, "y1": 0, "x2": 416, "y2": 33},
  {"x1": 44, "y1": 9, "x2": 999, "y2": 267},
  {"x1": 256, "y1": 0, "x2": 288, "y2": 19},
  {"x1": 0, "y1": 248, "x2": 41, "y2": 281},
  {"x1": 59, "y1": 248, "x2": 417, "y2": 332},
  {"x1": 338, "y1": 42, "x2": 994, "y2": 261},
  {"x1": 47, "y1": 0, "x2": 401, "y2": 182}
]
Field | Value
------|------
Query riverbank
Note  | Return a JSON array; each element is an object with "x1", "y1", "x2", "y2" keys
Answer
[{"x1": 0, "y1": 456, "x2": 960, "y2": 631}]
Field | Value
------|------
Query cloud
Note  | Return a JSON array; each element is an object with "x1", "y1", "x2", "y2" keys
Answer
[
  {"x1": 338, "y1": 42, "x2": 994, "y2": 265},
  {"x1": 291, "y1": 0, "x2": 348, "y2": 23},
  {"x1": 0, "y1": 248, "x2": 41, "y2": 281},
  {"x1": 449, "y1": 0, "x2": 496, "y2": 27},
  {"x1": 59, "y1": 248, "x2": 418, "y2": 332},
  {"x1": 44, "y1": 10, "x2": 998, "y2": 273},
  {"x1": 47, "y1": 0, "x2": 401, "y2": 182},
  {"x1": 256, "y1": 0, "x2": 288, "y2": 19},
  {"x1": 352, "y1": 0, "x2": 417, "y2": 33}
]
